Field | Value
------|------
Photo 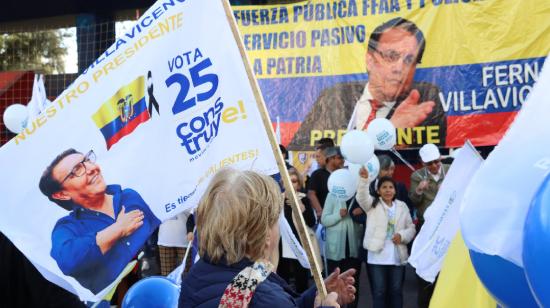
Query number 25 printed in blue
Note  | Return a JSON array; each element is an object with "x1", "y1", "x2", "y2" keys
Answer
[{"x1": 166, "y1": 58, "x2": 219, "y2": 115}]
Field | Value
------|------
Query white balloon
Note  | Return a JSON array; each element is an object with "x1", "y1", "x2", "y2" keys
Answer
[
  {"x1": 346, "y1": 162, "x2": 362, "y2": 186},
  {"x1": 340, "y1": 130, "x2": 374, "y2": 164},
  {"x1": 3, "y1": 104, "x2": 28, "y2": 134},
  {"x1": 364, "y1": 156, "x2": 380, "y2": 182},
  {"x1": 366, "y1": 118, "x2": 396, "y2": 150},
  {"x1": 328, "y1": 169, "x2": 357, "y2": 201}
]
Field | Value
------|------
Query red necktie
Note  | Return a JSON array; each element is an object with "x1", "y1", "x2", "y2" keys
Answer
[{"x1": 363, "y1": 99, "x2": 380, "y2": 130}]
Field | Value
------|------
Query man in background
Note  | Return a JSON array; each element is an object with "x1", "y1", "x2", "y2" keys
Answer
[
  {"x1": 307, "y1": 146, "x2": 344, "y2": 219},
  {"x1": 409, "y1": 143, "x2": 450, "y2": 308}
]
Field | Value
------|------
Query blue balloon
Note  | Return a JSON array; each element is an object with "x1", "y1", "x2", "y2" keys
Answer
[
  {"x1": 122, "y1": 276, "x2": 180, "y2": 308},
  {"x1": 469, "y1": 250, "x2": 538, "y2": 308},
  {"x1": 523, "y1": 172, "x2": 550, "y2": 306}
]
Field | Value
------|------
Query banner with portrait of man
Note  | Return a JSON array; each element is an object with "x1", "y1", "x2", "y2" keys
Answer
[
  {"x1": 234, "y1": 0, "x2": 550, "y2": 150},
  {"x1": 0, "y1": 0, "x2": 279, "y2": 301}
]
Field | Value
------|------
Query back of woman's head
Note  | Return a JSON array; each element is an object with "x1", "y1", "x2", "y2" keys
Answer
[{"x1": 197, "y1": 168, "x2": 283, "y2": 265}]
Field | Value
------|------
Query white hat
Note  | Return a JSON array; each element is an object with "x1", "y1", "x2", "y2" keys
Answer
[{"x1": 419, "y1": 143, "x2": 440, "y2": 163}]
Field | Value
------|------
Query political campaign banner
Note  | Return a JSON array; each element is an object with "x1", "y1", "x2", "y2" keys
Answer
[
  {"x1": 409, "y1": 141, "x2": 483, "y2": 282},
  {"x1": 234, "y1": 0, "x2": 550, "y2": 150},
  {"x1": 460, "y1": 53, "x2": 550, "y2": 267},
  {"x1": 0, "y1": 0, "x2": 278, "y2": 301}
]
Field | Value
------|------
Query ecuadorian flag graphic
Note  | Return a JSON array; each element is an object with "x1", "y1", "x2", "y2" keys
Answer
[{"x1": 92, "y1": 76, "x2": 150, "y2": 150}]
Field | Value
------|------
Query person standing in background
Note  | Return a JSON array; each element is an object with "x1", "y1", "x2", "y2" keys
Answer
[
  {"x1": 357, "y1": 173, "x2": 416, "y2": 308},
  {"x1": 409, "y1": 144, "x2": 450, "y2": 231},
  {"x1": 277, "y1": 168, "x2": 318, "y2": 293},
  {"x1": 409, "y1": 143, "x2": 450, "y2": 308},
  {"x1": 308, "y1": 145, "x2": 342, "y2": 219},
  {"x1": 157, "y1": 211, "x2": 192, "y2": 276},
  {"x1": 321, "y1": 147, "x2": 361, "y2": 308}
]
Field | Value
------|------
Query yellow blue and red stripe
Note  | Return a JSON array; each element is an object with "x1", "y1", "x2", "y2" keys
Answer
[{"x1": 92, "y1": 76, "x2": 150, "y2": 150}]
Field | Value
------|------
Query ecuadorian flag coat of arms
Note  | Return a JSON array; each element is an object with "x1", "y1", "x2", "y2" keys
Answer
[{"x1": 92, "y1": 76, "x2": 150, "y2": 149}]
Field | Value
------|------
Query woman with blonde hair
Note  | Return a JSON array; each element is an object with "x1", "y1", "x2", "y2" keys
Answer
[{"x1": 179, "y1": 168, "x2": 356, "y2": 308}]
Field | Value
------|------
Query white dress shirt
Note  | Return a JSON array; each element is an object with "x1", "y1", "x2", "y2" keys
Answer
[{"x1": 347, "y1": 83, "x2": 396, "y2": 131}]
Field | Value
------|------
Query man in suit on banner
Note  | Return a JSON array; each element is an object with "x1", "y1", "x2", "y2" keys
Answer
[{"x1": 290, "y1": 17, "x2": 446, "y2": 149}]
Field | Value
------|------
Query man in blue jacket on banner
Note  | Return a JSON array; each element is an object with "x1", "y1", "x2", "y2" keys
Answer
[{"x1": 39, "y1": 148, "x2": 161, "y2": 294}]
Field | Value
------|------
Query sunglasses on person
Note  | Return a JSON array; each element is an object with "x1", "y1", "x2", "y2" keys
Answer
[{"x1": 425, "y1": 159, "x2": 441, "y2": 166}]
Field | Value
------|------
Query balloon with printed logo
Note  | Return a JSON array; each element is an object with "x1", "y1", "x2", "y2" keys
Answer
[
  {"x1": 327, "y1": 169, "x2": 356, "y2": 201},
  {"x1": 340, "y1": 130, "x2": 374, "y2": 164},
  {"x1": 364, "y1": 155, "x2": 380, "y2": 182},
  {"x1": 469, "y1": 250, "x2": 539, "y2": 308},
  {"x1": 3, "y1": 104, "x2": 28, "y2": 134},
  {"x1": 523, "y1": 172, "x2": 550, "y2": 306},
  {"x1": 122, "y1": 276, "x2": 180, "y2": 308},
  {"x1": 366, "y1": 118, "x2": 396, "y2": 150}
]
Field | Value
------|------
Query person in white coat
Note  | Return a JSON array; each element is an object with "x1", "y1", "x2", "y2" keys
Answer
[{"x1": 356, "y1": 169, "x2": 416, "y2": 308}]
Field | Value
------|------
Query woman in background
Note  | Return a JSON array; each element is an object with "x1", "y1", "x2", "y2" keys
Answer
[
  {"x1": 278, "y1": 168, "x2": 318, "y2": 293},
  {"x1": 357, "y1": 171, "x2": 416, "y2": 308},
  {"x1": 321, "y1": 178, "x2": 362, "y2": 308}
]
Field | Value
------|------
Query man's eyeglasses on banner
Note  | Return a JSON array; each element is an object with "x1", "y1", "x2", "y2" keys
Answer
[
  {"x1": 373, "y1": 48, "x2": 417, "y2": 66},
  {"x1": 60, "y1": 150, "x2": 97, "y2": 185}
]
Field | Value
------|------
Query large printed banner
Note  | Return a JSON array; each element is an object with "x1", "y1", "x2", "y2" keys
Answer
[
  {"x1": 461, "y1": 54, "x2": 550, "y2": 267},
  {"x1": 0, "y1": 0, "x2": 278, "y2": 301},
  {"x1": 234, "y1": 0, "x2": 550, "y2": 150}
]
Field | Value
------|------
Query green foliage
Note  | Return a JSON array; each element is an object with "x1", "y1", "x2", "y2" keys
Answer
[{"x1": 0, "y1": 30, "x2": 71, "y2": 74}]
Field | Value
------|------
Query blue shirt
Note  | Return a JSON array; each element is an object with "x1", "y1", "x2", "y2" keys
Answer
[{"x1": 50, "y1": 185, "x2": 160, "y2": 293}]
